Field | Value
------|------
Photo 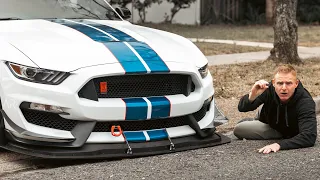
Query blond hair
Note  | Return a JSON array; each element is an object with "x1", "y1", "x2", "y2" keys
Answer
[{"x1": 274, "y1": 64, "x2": 297, "y2": 78}]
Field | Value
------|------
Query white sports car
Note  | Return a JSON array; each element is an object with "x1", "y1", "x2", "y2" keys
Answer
[{"x1": 0, "y1": 0, "x2": 230, "y2": 158}]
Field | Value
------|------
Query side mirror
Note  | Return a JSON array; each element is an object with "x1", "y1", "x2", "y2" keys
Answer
[{"x1": 115, "y1": 7, "x2": 131, "y2": 19}]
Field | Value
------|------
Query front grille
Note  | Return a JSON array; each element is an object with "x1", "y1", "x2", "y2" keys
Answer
[
  {"x1": 21, "y1": 103, "x2": 209, "y2": 132},
  {"x1": 79, "y1": 74, "x2": 195, "y2": 99},
  {"x1": 93, "y1": 116, "x2": 188, "y2": 132}
]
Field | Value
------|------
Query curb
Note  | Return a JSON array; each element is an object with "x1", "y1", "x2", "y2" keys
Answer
[
  {"x1": 189, "y1": 38, "x2": 309, "y2": 49},
  {"x1": 188, "y1": 38, "x2": 274, "y2": 48}
]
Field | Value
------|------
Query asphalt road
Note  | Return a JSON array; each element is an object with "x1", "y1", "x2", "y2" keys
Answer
[{"x1": 1, "y1": 116, "x2": 320, "y2": 180}]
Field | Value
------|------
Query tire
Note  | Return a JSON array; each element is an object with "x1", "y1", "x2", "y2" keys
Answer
[{"x1": 0, "y1": 99, "x2": 7, "y2": 145}]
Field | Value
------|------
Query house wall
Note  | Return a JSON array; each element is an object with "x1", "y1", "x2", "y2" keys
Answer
[{"x1": 126, "y1": 0, "x2": 201, "y2": 25}]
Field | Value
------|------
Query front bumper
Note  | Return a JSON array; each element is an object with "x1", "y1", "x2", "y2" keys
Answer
[{"x1": 0, "y1": 61, "x2": 230, "y2": 158}]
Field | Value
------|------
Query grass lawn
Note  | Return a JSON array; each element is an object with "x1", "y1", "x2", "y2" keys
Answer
[{"x1": 138, "y1": 23, "x2": 320, "y2": 47}]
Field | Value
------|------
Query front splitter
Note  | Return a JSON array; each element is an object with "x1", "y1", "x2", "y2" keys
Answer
[{"x1": 1, "y1": 132, "x2": 231, "y2": 159}]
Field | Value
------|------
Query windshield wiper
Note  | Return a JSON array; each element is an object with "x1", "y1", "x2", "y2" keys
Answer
[{"x1": 0, "y1": 17, "x2": 22, "y2": 20}]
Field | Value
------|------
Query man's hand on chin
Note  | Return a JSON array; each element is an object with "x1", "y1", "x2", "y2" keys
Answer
[{"x1": 258, "y1": 143, "x2": 280, "y2": 154}]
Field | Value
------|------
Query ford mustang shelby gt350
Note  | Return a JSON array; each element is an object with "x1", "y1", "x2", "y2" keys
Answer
[{"x1": 0, "y1": 0, "x2": 230, "y2": 158}]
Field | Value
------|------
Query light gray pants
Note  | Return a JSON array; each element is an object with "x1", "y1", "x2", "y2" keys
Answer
[{"x1": 233, "y1": 119, "x2": 283, "y2": 140}]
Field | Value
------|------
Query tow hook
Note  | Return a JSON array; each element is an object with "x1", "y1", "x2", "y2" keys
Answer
[{"x1": 111, "y1": 125, "x2": 132, "y2": 155}]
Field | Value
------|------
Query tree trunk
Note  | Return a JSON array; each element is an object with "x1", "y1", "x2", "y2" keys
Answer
[
  {"x1": 269, "y1": 0, "x2": 302, "y2": 64},
  {"x1": 170, "y1": 6, "x2": 180, "y2": 23},
  {"x1": 138, "y1": 8, "x2": 146, "y2": 23},
  {"x1": 265, "y1": 0, "x2": 275, "y2": 24}
]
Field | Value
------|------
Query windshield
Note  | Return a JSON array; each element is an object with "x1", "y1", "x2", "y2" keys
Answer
[{"x1": 0, "y1": 0, "x2": 122, "y2": 20}]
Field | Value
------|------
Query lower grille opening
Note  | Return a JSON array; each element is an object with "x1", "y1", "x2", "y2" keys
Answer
[
  {"x1": 21, "y1": 103, "x2": 209, "y2": 132},
  {"x1": 94, "y1": 116, "x2": 192, "y2": 132},
  {"x1": 21, "y1": 109, "x2": 77, "y2": 131}
]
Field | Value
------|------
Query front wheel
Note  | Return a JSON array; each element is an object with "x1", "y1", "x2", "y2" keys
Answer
[{"x1": 0, "y1": 100, "x2": 7, "y2": 145}]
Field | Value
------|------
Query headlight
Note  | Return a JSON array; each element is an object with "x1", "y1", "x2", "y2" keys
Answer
[
  {"x1": 198, "y1": 63, "x2": 208, "y2": 78},
  {"x1": 7, "y1": 62, "x2": 69, "y2": 85}
]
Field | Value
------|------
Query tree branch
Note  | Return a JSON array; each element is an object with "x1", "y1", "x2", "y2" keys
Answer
[{"x1": 71, "y1": 4, "x2": 100, "y2": 19}]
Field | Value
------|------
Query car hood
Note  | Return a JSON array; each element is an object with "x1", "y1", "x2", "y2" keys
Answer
[{"x1": 0, "y1": 19, "x2": 207, "y2": 72}]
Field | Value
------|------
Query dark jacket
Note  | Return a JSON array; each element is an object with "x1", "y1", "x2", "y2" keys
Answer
[{"x1": 238, "y1": 81, "x2": 317, "y2": 150}]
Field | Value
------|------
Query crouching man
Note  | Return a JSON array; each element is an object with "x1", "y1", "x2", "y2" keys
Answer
[{"x1": 234, "y1": 64, "x2": 317, "y2": 154}]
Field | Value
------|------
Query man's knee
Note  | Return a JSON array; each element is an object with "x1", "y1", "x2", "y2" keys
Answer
[
  {"x1": 233, "y1": 120, "x2": 282, "y2": 140},
  {"x1": 233, "y1": 121, "x2": 250, "y2": 139},
  {"x1": 233, "y1": 126, "x2": 243, "y2": 139}
]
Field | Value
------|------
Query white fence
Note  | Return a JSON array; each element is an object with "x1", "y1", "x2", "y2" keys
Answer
[{"x1": 125, "y1": 0, "x2": 201, "y2": 25}]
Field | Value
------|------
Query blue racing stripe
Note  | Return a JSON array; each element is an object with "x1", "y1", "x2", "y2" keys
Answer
[
  {"x1": 104, "y1": 42, "x2": 147, "y2": 73},
  {"x1": 128, "y1": 42, "x2": 169, "y2": 72},
  {"x1": 147, "y1": 97, "x2": 171, "y2": 119},
  {"x1": 49, "y1": 20, "x2": 114, "y2": 43},
  {"x1": 147, "y1": 129, "x2": 168, "y2": 141},
  {"x1": 123, "y1": 131, "x2": 146, "y2": 142},
  {"x1": 123, "y1": 98, "x2": 148, "y2": 120},
  {"x1": 82, "y1": 20, "x2": 136, "y2": 42}
]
